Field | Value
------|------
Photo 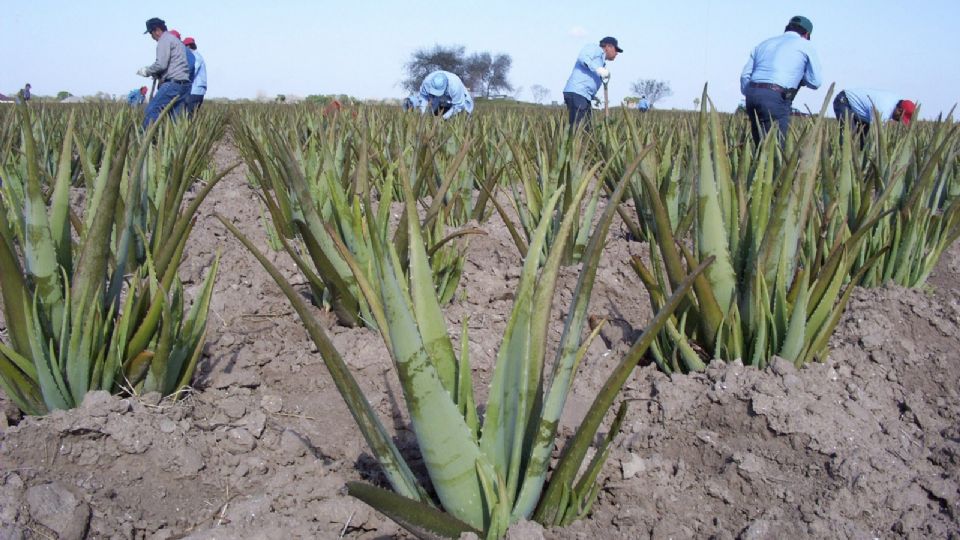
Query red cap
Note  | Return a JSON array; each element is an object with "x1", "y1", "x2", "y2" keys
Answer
[
  {"x1": 900, "y1": 100, "x2": 916, "y2": 125},
  {"x1": 169, "y1": 29, "x2": 181, "y2": 40},
  {"x1": 140, "y1": 86, "x2": 148, "y2": 94},
  {"x1": 183, "y1": 37, "x2": 196, "y2": 46}
]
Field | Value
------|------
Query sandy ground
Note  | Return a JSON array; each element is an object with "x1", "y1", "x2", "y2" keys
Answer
[{"x1": 1, "y1": 136, "x2": 958, "y2": 539}]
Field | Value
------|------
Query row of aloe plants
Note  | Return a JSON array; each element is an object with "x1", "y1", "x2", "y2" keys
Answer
[{"x1": 0, "y1": 102, "x2": 230, "y2": 414}]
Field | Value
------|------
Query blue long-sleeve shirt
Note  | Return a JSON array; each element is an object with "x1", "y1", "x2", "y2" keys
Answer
[
  {"x1": 841, "y1": 89, "x2": 901, "y2": 123},
  {"x1": 563, "y1": 44, "x2": 606, "y2": 100},
  {"x1": 418, "y1": 71, "x2": 473, "y2": 119},
  {"x1": 740, "y1": 32, "x2": 822, "y2": 95},
  {"x1": 127, "y1": 89, "x2": 145, "y2": 106},
  {"x1": 191, "y1": 50, "x2": 207, "y2": 96}
]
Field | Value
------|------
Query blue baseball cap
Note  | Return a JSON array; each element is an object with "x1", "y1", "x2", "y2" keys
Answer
[{"x1": 425, "y1": 73, "x2": 448, "y2": 96}]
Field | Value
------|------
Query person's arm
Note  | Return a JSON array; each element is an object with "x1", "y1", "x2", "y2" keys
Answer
[
  {"x1": 145, "y1": 35, "x2": 171, "y2": 77},
  {"x1": 801, "y1": 46, "x2": 822, "y2": 90},
  {"x1": 739, "y1": 52, "x2": 754, "y2": 94},
  {"x1": 442, "y1": 82, "x2": 469, "y2": 119},
  {"x1": 194, "y1": 57, "x2": 207, "y2": 93}
]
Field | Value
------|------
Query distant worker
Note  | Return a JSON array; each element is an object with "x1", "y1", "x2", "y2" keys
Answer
[
  {"x1": 740, "y1": 16, "x2": 822, "y2": 145},
  {"x1": 833, "y1": 88, "x2": 915, "y2": 143},
  {"x1": 402, "y1": 94, "x2": 424, "y2": 111},
  {"x1": 127, "y1": 86, "x2": 148, "y2": 106},
  {"x1": 183, "y1": 37, "x2": 207, "y2": 114},
  {"x1": 17, "y1": 83, "x2": 31, "y2": 103},
  {"x1": 417, "y1": 71, "x2": 474, "y2": 119},
  {"x1": 562, "y1": 36, "x2": 622, "y2": 129},
  {"x1": 637, "y1": 95, "x2": 650, "y2": 112},
  {"x1": 137, "y1": 17, "x2": 191, "y2": 128}
]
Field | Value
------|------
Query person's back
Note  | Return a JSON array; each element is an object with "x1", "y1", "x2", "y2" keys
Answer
[{"x1": 842, "y1": 89, "x2": 901, "y2": 123}]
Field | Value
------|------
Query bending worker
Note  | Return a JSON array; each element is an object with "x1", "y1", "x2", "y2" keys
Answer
[
  {"x1": 562, "y1": 36, "x2": 622, "y2": 128},
  {"x1": 740, "y1": 16, "x2": 822, "y2": 145},
  {"x1": 127, "y1": 86, "x2": 148, "y2": 106},
  {"x1": 417, "y1": 71, "x2": 473, "y2": 119},
  {"x1": 137, "y1": 17, "x2": 191, "y2": 128},
  {"x1": 833, "y1": 88, "x2": 915, "y2": 142}
]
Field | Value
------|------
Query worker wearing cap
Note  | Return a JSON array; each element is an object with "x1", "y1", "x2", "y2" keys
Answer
[
  {"x1": 417, "y1": 71, "x2": 473, "y2": 119},
  {"x1": 137, "y1": 17, "x2": 191, "y2": 128},
  {"x1": 833, "y1": 89, "x2": 915, "y2": 143},
  {"x1": 183, "y1": 37, "x2": 207, "y2": 114},
  {"x1": 127, "y1": 86, "x2": 148, "y2": 106},
  {"x1": 562, "y1": 37, "x2": 621, "y2": 129},
  {"x1": 740, "y1": 16, "x2": 822, "y2": 145},
  {"x1": 637, "y1": 95, "x2": 650, "y2": 112}
]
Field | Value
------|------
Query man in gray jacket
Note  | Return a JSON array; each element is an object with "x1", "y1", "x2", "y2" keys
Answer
[{"x1": 138, "y1": 17, "x2": 191, "y2": 128}]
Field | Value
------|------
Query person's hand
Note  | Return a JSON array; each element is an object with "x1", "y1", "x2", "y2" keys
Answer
[
  {"x1": 137, "y1": 67, "x2": 150, "y2": 77},
  {"x1": 596, "y1": 67, "x2": 610, "y2": 79},
  {"x1": 601, "y1": 74, "x2": 610, "y2": 85}
]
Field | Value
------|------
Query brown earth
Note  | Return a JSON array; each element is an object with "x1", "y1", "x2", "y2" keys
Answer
[{"x1": 1, "y1": 137, "x2": 958, "y2": 539}]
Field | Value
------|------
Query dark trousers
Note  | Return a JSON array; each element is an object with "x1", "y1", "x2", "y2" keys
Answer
[
  {"x1": 186, "y1": 94, "x2": 205, "y2": 115},
  {"x1": 744, "y1": 86, "x2": 791, "y2": 146},
  {"x1": 143, "y1": 80, "x2": 190, "y2": 129},
  {"x1": 833, "y1": 91, "x2": 868, "y2": 146},
  {"x1": 428, "y1": 95, "x2": 452, "y2": 116},
  {"x1": 564, "y1": 91, "x2": 592, "y2": 130}
]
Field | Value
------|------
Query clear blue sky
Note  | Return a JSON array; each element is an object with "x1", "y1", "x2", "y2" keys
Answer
[{"x1": 2, "y1": 0, "x2": 958, "y2": 117}]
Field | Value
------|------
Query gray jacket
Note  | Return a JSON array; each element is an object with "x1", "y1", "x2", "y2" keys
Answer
[{"x1": 146, "y1": 32, "x2": 190, "y2": 82}]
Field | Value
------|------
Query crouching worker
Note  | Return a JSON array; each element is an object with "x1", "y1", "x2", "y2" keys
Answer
[
  {"x1": 417, "y1": 71, "x2": 473, "y2": 119},
  {"x1": 833, "y1": 88, "x2": 915, "y2": 145}
]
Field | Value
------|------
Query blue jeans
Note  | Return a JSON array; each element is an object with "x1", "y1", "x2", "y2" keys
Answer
[
  {"x1": 833, "y1": 91, "x2": 868, "y2": 146},
  {"x1": 186, "y1": 94, "x2": 205, "y2": 116},
  {"x1": 143, "y1": 80, "x2": 191, "y2": 129},
  {"x1": 564, "y1": 91, "x2": 592, "y2": 130},
  {"x1": 744, "y1": 86, "x2": 791, "y2": 146}
]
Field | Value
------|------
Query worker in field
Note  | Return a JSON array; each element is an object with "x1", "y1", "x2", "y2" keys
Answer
[
  {"x1": 637, "y1": 95, "x2": 650, "y2": 112},
  {"x1": 417, "y1": 71, "x2": 474, "y2": 119},
  {"x1": 563, "y1": 37, "x2": 621, "y2": 129},
  {"x1": 740, "y1": 16, "x2": 822, "y2": 145},
  {"x1": 833, "y1": 88, "x2": 916, "y2": 144},
  {"x1": 127, "y1": 86, "x2": 148, "y2": 106},
  {"x1": 183, "y1": 37, "x2": 207, "y2": 114},
  {"x1": 402, "y1": 94, "x2": 424, "y2": 111},
  {"x1": 138, "y1": 17, "x2": 191, "y2": 128}
]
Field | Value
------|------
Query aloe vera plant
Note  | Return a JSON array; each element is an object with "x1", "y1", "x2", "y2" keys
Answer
[
  {"x1": 631, "y1": 86, "x2": 887, "y2": 372},
  {"x1": 235, "y1": 112, "x2": 479, "y2": 327},
  {"x1": 0, "y1": 103, "x2": 225, "y2": 414},
  {"x1": 222, "y1": 148, "x2": 706, "y2": 537}
]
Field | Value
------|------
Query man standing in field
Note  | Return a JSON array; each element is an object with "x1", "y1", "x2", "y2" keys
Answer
[
  {"x1": 740, "y1": 16, "x2": 822, "y2": 145},
  {"x1": 833, "y1": 88, "x2": 915, "y2": 143},
  {"x1": 417, "y1": 71, "x2": 474, "y2": 119},
  {"x1": 562, "y1": 37, "x2": 621, "y2": 129},
  {"x1": 137, "y1": 17, "x2": 191, "y2": 128},
  {"x1": 183, "y1": 37, "x2": 207, "y2": 114}
]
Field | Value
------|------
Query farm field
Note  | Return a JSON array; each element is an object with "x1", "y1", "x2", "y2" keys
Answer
[{"x1": 1, "y1": 102, "x2": 959, "y2": 539}]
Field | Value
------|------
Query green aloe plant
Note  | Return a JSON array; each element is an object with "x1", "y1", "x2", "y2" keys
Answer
[
  {"x1": 221, "y1": 150, "x2": 707, "y2": 537},
  {"x1": 0, "y1": 103, "x2": 224, "y2": 415}
]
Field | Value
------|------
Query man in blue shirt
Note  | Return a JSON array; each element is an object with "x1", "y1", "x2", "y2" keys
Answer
[
  {"x1": 637, "y1": 95, "x2": 650, "y2": 112},
  {"x1": 833, "y1": 88, "x2": 915, "y2": 144},
  {"x1": 563, "y1": 36, "x2": 622, "y2": 129},
  {"x1": 740, "y1": 16, "x2": 822, "y2": 145},
  {"x1": 183, "y1": 37, "x2": 207, "y2": 115},
  {"x1": 417, "y1": 71, "x2": 473, "y2": 119}
]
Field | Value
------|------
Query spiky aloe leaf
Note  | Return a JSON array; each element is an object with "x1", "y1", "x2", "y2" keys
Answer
[{"x1": 347, "y1": 482, "x2": 480, "y2": 540}]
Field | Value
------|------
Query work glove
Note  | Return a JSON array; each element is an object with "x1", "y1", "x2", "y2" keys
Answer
[
  {"x1": 601, "y1": 74, "x2": 610, "y2": 85},
  {"x1": 596, "y1": 67, "x2": 610, "y2": 79},
  {"x1": 137, "y1": 67, "x2": 150, "y2": 77}
]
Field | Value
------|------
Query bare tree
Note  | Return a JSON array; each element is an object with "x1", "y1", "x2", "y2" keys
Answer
[
  {"x1": 402, "y1": 44, "x2": 467, "y2": 93},
  {"x1": 629, "y1": 79, "x2": 673, "y2": 107},
  {"x1": 402, "y1": 45, "x2": 513, "y2": 97},
  {"x1": 530, "y1": 84, "x2": 550, "y2": 104}
]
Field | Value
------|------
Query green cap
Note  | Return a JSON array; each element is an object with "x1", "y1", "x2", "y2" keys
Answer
[{"x1": 789, "y1": 15, "x2": 813, "y2": 35}]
